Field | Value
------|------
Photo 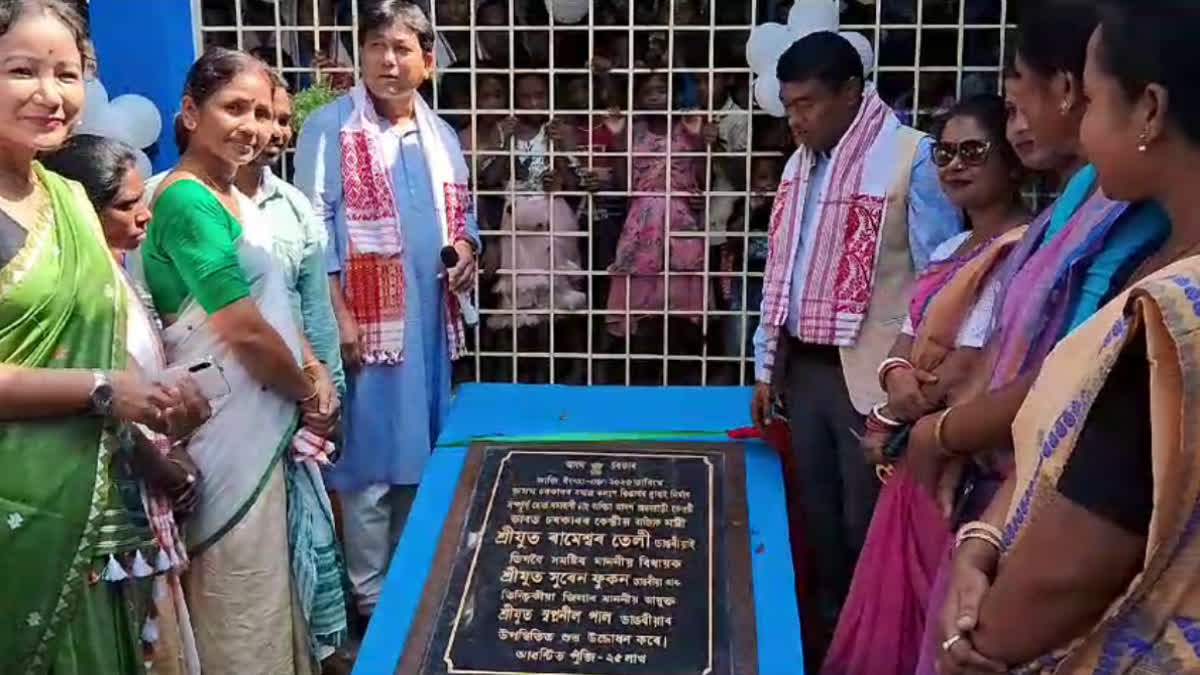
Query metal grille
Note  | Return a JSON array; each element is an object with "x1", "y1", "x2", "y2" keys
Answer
[{"x1": 197, "y1": 0, "x2": 1015, "y2": 386}]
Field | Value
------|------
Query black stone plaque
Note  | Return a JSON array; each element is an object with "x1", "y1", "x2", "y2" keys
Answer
[{"x1": 397, "y1": 441, "x2": 757, "y2": 675}]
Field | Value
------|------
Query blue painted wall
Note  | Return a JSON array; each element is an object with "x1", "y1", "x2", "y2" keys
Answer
[{"x1": 89, "y1": 0, "x2": 197, "y2": 172}]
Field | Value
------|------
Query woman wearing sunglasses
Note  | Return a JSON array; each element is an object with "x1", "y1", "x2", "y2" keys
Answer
[
  {"x1": 909, "y1": 1, "x2": 1173, "y2": 671},
  {"x1": 935, "y1": 0, "x2": 1200, "y2": 670},
  {"x1": 823, "y1": 94, "x2": 1030, "y2": 675}
]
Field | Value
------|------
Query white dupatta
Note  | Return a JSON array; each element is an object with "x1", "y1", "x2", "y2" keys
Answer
[{"x1": 143, "y1": 188, "x2": 302, "y2": 553}]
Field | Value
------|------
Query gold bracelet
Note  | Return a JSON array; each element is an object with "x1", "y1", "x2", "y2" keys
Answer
[
  {"x1": 302, "y1": 361, "x2": 323, "y2": 373},
  {"x1": 955, "y1": 520, "x2": 1005, "y2": 550},
  {"x1": 958, "y1": 530, "x2": 1003, "y2": 552},
  {"x1": 299, "y1": 385, "x2": 319, "y2": 403},
  {"x1": 934, "y1": 406, "x2": 956, "y2": 456}
]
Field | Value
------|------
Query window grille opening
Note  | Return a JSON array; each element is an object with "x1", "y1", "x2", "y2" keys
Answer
[{"x1": 198, "y1": 0, "x2": 1016, "y2": 386}]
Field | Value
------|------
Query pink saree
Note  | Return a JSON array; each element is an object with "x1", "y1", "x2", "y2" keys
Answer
[{"x1": 822, "y1": 226, "x2": 1027, "y2": 675}]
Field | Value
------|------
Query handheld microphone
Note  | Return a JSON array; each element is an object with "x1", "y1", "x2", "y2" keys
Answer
[{"x1": 440, "y1": 245, "x2": 479, "y2": 326}]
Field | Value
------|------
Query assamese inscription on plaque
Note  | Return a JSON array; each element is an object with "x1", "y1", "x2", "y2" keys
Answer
[{"x1": 397, "y1": 442, "x2": 756, "y2": 675}]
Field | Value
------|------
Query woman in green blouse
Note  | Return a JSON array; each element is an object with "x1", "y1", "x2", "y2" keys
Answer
[{"x1": 139, "y1": 48, "x2": 336, "y2": 674}]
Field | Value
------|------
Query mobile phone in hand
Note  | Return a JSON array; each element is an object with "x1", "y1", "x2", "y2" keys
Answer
[{"x1": 162, "y1": 357, "x2": 231, "y2": 400}]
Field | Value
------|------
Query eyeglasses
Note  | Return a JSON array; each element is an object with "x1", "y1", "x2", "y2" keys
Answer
[{"x1": 932, "y1": 140, "x2": 993, "y2": 168}]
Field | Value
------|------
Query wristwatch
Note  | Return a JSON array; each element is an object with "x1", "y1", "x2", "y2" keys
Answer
[{"x1": 87, "y1": 370, "x2": 114, "y2": 417}]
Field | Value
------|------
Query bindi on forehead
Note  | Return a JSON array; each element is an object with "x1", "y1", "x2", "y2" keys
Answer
[{"x1": 0, "y1": 45, "x2": 78, "y2": 59}]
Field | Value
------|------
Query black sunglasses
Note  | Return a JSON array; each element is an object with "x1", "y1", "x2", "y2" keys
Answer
[{"x1": 932, "y1": 140, "x2": 993, "y2": 168}]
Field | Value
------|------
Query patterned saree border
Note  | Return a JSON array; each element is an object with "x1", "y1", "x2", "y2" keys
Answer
[
  {"x1": 26, "y1": 430, "x2": 116, "y2": 672},
  {"x1": 26, "y1": 172, "x2": 129, "y2": 671},
  {"x1": 1086, "y1": 275, "x2": 1200, "y2": 673},
  {"x1": 1007, "y1": 273, "x2": 1200, "y2": 673},
  {"x1": 0, "y1": 180, "x2": 55, "y2": 303},
  {"x1": 187, "y1": 411, "x2": 299, "y2": 557}
]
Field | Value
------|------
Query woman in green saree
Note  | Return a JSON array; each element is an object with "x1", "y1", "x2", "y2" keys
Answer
[
  {"x1": 0, "y1": 1, "x2": 209, "y2": 673},
  {"x1": 42, "y1": 133, "x2": 205, "y2": 675},
  {"x1": 140, "y1": 48, "x2": 338, "y2": 674}
]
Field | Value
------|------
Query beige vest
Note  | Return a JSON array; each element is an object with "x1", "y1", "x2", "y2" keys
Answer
[{"x1": 838, "y1": 127, "x2": 925, "y2": 413}]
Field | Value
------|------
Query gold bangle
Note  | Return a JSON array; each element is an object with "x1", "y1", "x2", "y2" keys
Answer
[
  {"x1": 955, "y1": 520, "x2": 1005, "y2": 550},
  {"x1": 961, "y1": 520, "x2": 1004, "y2": 539},
  {"x1": 958, "y1": 530, "x2": 1002, "y2": 552},
  {"x1": 299, "y1": 385, "x2": 319, "y2": 403},
  {"x1": 934, "y1": 406, "x2": 955, "y2": 456}
]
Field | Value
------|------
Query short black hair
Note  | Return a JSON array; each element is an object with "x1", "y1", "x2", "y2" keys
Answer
[
  {"x1": 776, "y1": 31, "x2": 863, "y2": 93},
  {"x1": 358, "y1": 0, "x2": 435, "y2": 53},
  {"x1": 1002, "y1": 47, "x2": 1017, "y2": 79},
  {"x1": 41, "y1": 134, "x2": 139, "y2": 210},
  {"x1": 1013, "y1": 0, "x2": 1099, "y2": 83},
  {"x1": 1097, "y1": 0, "x2": 1200, "y2": 145},
  {"x1": 937, "y1": 93, "x2": 1023, "y2": 176},
  {"x1": 515, "y1": 71, "x2": 548, "y2": 86},
  {"x1": 475, "y1": 0, "x2": 507, "y2": 20}
]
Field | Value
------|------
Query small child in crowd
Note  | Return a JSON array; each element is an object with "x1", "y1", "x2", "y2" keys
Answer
[
  {"x1": 487, "y1": 72, "x2": 588, "y2": 381},
  {"x1": 604, "y1": 72, "x2": 715, "y2": 382},
  {"x1": 719, "y1": 156, "x2": 782, "y2": 359}
]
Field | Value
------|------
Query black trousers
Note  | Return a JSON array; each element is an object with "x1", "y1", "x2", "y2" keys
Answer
[{"x1": 782, "y1": 340, "x2": 880, "y2": 665}]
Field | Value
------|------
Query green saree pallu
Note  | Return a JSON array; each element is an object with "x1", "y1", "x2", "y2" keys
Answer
[{"x1": 0, "y1": 166, "x2": 135, "y2": 673}]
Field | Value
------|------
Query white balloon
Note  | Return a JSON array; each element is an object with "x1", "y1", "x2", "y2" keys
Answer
[
  {"x1": 840, "y1": 31, "x2": 876, "y2": 75},
  {"x1": 754, "y1": 75, "x2": 786, "y2": 118},
  {"x1": 745, "y1": 23, "x2": 792, "y2": 76},
  {"x1": 80, "y1": 100, "x2": 106, "y2": 133},
  {"x1": 544, "y1": 0, "x2": 588, "y2": 24},
  {"x1": 77, "y1": 103, "x2": 123, "y2": 140},
  {"x1": 84, "y1": 77, "x2": 108, "y2": 106},
  {"x1": 132, "y1": 148, "x2": 153, "y2": 181},
  {"x1": 107, "y1": 113, "x2": 138, "y2": 146},
  {"x1": 109, "y1": 94, "x2": 163, "y2": 149},
  {"x1": 788, "y1": 0, "x2": 841, "y2": 38},
  {"x1": 81, "y1": 78, "x2": 109, "y2": 131}
]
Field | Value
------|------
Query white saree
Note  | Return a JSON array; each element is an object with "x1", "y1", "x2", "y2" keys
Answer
[{"x1": 140, "y1": 189, "x2": 312, "y2": 674}]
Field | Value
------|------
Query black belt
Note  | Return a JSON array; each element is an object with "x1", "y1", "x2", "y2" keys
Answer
[{"x1": 786, "y1": 337, "x2": 841, "y2": 365}]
